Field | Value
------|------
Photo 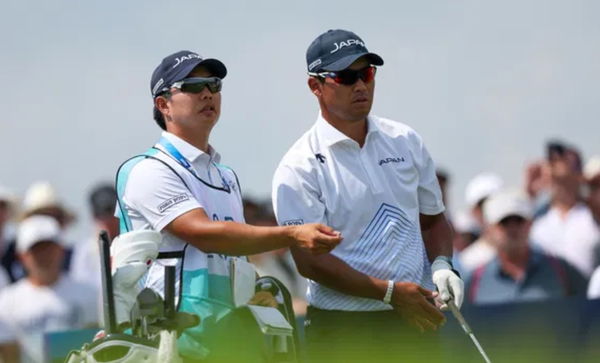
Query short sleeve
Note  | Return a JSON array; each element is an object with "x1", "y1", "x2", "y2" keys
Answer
[
  {"x1": 123, "y1": 159, "x2": 203, "y2": 231},
  {"x1": 408, "y1": 130, "x2": 445, "y2": 215},
  {"x1": 272, "y1": 164, "x2": 326, "y2": 226}
]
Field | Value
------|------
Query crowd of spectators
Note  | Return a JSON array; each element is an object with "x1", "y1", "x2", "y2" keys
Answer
[{"x1": 0, "y1": 139, "x2": 599, "y2": 361}]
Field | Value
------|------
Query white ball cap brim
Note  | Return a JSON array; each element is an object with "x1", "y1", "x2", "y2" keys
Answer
[
  {"x1": 483, "y1": 189, "x2": 533, "y2": 225},
  {"x1": 17, "y1": 215, "x2": 64, "y2": 253}
]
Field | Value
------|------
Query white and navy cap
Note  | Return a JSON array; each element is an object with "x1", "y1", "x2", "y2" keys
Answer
[
  {"x1": 17, "y1": 215, "x2": 64, "y2": 253},
  {"x1": 150, "y1": 50, "x2": 227, "y2": 98},
  {"x1": 306, "y1": 29, "x2": 384, "y2": 72}
]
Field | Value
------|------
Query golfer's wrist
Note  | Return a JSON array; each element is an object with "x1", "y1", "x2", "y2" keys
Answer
[{"x1": 431, "y1": 255, "x2": 453, "y2": 273}]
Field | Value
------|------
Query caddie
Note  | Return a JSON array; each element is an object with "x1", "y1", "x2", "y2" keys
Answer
[{"x1": 115, "y1": 50, "x2": 342, "y2": 361}]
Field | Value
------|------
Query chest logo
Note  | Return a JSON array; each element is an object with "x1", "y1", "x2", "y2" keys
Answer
[
  {"x1": 379, "y1": 157, "x2": 405, "y2": 166},
  {"x1": 315, "y1": 153, "x2": 326, "y2": 163}
]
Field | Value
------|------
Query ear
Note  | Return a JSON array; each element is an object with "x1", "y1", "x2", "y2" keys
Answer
[
  {"x1": 308, "y1": 77, "x2": 322, "y2": 97},
  {"x1": 154, "y1": 96, "x2": 170, "y2": 118}
]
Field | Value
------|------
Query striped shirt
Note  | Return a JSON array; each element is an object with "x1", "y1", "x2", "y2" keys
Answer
[{"x1": 272, "y1": 114, "x2": 444, "y2": 311}]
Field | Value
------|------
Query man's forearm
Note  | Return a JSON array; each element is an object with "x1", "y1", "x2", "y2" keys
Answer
[
  {"x1": 291, "y1": 247, "x2": 388, "y2": 300},
  {"x1": 421, "y1": 212, "x2": 454, "y2": 262},
  {"x1": 169, "y1": 218, "x2": 295, "y2": 255}
]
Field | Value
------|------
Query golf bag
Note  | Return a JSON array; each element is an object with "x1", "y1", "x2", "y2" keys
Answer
[{"x1": 65, "y1": 231, "x2": 299, "y2": 363}]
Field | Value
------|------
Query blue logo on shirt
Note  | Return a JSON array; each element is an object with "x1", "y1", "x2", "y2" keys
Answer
[{"x1": 379, "y1": 157, "x2": 405, "y2": 166}]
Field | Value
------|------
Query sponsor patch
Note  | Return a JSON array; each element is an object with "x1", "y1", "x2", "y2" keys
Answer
[
  {"x1": 158, "y1": 194, "x2": 190, "y2": 213},
  {"x1": 282, "y1": 219, "x2": 304, "y2": 226}
]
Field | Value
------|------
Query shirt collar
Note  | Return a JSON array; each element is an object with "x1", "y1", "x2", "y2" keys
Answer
[
  {"x1": 315, "y1": 113, "x2": 380, "y2": 148},
  {"x1": 161, "y1": 131, "x2": 221, "y2": 164},
  {"x1": 494, "y1": 247, "x2": 542, "y2": 279}
]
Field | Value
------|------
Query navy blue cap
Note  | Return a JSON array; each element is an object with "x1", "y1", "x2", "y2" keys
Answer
[
  {"x1": 306, "y1": 29, "x2": 384, "y2": 73},
  {"x1": 150, "y1": 50, "x2": 227, "y2": 97}
]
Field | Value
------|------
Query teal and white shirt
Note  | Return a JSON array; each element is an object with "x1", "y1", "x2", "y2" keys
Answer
[
  {"x1": 116, "y1": 131, "x2": 243, "y2": 357},
  {"x1": 273, "y1": 114, "x2": 445, "y2": 311}
]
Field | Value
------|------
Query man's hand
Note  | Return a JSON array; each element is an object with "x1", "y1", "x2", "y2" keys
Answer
[
  {"x1": 391, "y1": 282, "x2": 446, "y2": 332},
  {"x1": 432, "y1": 269, "x2": 464, "y2": 310},
  {"x1": 290, "y1": 223, "x2": 342, "y2": 255},
  {"x1": 248, "y1": 291, "x2": 278, "y2": 308}
]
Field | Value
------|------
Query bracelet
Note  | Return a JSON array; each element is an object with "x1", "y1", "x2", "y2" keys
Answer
[{"x1": 383, "y1": 280, "x2": 394, "y2": 304}]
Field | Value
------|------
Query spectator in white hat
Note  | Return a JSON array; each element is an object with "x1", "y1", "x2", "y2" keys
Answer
[
  {"x1": 0, "y1": 216, "x2": 98, "y2": 363},
  {"x1": 19, "y1": 181, "x2": 76, "y2": 275},
  {"x1": 530, "y1": 144, "x2": 600, "y2": 278},
  {"x1": 21, "y1": 181, "x2": 74, "y2": 228},
  {"x1": 458, "y1": 172, "x2": 504, "y2": 276},
  {"x1": 451, "y1": 209, "x2": 480, "y2": 253},
  {"x1": 465, "y1": 189, "x2": 587, "y2": 305},
  {"x1": 584, "y1": 156, "x2": 600, "y2": 299}
]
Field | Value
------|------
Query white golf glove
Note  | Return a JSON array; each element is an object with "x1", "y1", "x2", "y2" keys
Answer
[{"x1": 431, "y1": 256, "x2": 464, "y2": 310}]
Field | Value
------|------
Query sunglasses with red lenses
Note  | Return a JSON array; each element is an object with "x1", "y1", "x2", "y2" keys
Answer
[{"x1": 309, "y1": 66, "x2": 377, "y2": 85}]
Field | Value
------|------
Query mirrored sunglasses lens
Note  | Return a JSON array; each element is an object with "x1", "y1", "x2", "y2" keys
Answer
[
  {"x1": 333, "y1": 67, "x2": 375, "y2": 85},
  {"x1": 361, "y1": 67, "x2": 376, "y2": 82}
]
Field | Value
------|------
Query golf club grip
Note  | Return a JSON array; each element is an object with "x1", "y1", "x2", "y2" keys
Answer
[
  {"x1": 99, "y1": 230, "x2": 117, "y2": 334},
  {"x1": 164, "y1": 265, "x2": 176, "y2": 319}
]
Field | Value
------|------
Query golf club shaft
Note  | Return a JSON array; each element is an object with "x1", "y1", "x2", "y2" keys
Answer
[{"x1": 448, "y1": 301, "x2": 492, "y2": 363}]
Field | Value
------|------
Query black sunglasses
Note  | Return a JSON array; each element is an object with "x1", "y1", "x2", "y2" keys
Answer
[
  {"x1": 161, "y1": 77, "x2": 222, "y2": 95},
  {"x1": 308, "y1": 66, "x2": 377, "y2": 86}
]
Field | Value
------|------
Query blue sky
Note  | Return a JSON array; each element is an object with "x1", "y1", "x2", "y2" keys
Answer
[{"x1": 1, "y1": 0, "x2": 599, "y2": 238}]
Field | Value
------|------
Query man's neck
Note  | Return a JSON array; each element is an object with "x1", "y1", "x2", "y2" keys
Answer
[
  {"x1": 497, "y1": 246, "x2": 530, "y2": 281},
  {"x1": 167, "y1": 128, "x2": 210, "y2": 154},
  {"x1": 321, "y1": 110, "x2": 368, "y2": 147},
  {"x1": 28, "y1": 273, "x2": 60, "y2": 287},
  {"x1": 551, "y1": 186, "x2": 579, "y2": 217}
]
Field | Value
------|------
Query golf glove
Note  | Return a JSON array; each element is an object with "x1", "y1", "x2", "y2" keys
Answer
[{"x1": 432, "y1": 256, "x2": 464, "y2": 310}]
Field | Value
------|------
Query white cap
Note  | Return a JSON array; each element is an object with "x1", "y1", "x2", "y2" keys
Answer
[
  {"x1": 465, "y1": 172, "x2": 504, "y2": 209},
  {"x1": 17, "y1": 215, "x2": 64, "y2": 253},
  {"x1": 452, "y1": 210, "x2": 481, "y2": 235},
  {"x1": 483, "y1": 189, "x2": 533, "y2": 225},
  {"x1": 584, "y1": 156, "x2": 600, "y2": 180}
]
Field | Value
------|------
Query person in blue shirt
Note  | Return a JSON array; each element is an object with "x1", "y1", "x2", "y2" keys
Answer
[{"x1": 465, "y1": 189, "x2": 587, "y2": 305}]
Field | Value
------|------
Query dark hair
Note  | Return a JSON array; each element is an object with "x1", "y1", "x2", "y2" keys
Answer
[
  {"x1": 152, "y1": 93, "x2": 170, "y2": 130},
  {"x1": 89, "y1": 184, "x2": 117, "y2": 219},
  {"x1": 153, "y1": 106, "x2": 166, "y2": 130}
]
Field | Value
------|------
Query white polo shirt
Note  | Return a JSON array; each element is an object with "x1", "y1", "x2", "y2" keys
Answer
[
  {"x1": 272, "y1": 114, "x2": 445, "y2": 311},
  {"x1": 530, "y1": 203, "x2": 600, "y2": 277},
  {"x1": 117, "y1": 131, "x2": 244, "y2": 305}
]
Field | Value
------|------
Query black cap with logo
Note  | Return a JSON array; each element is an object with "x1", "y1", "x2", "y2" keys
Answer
[
  {"x1": 150, "y1": 50, "x2": 227, "y2": 98},
  {"x1": 306, "y1": 29, "x2": 384, "y2": 73}
]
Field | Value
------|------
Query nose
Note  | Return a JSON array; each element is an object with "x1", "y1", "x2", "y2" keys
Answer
[
  {"x1": 353, "y1": 78, "x2": 368, "y2": 91},
  {"x1": 198, "y1": 86, "x2": 213, "y2": 99}
]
